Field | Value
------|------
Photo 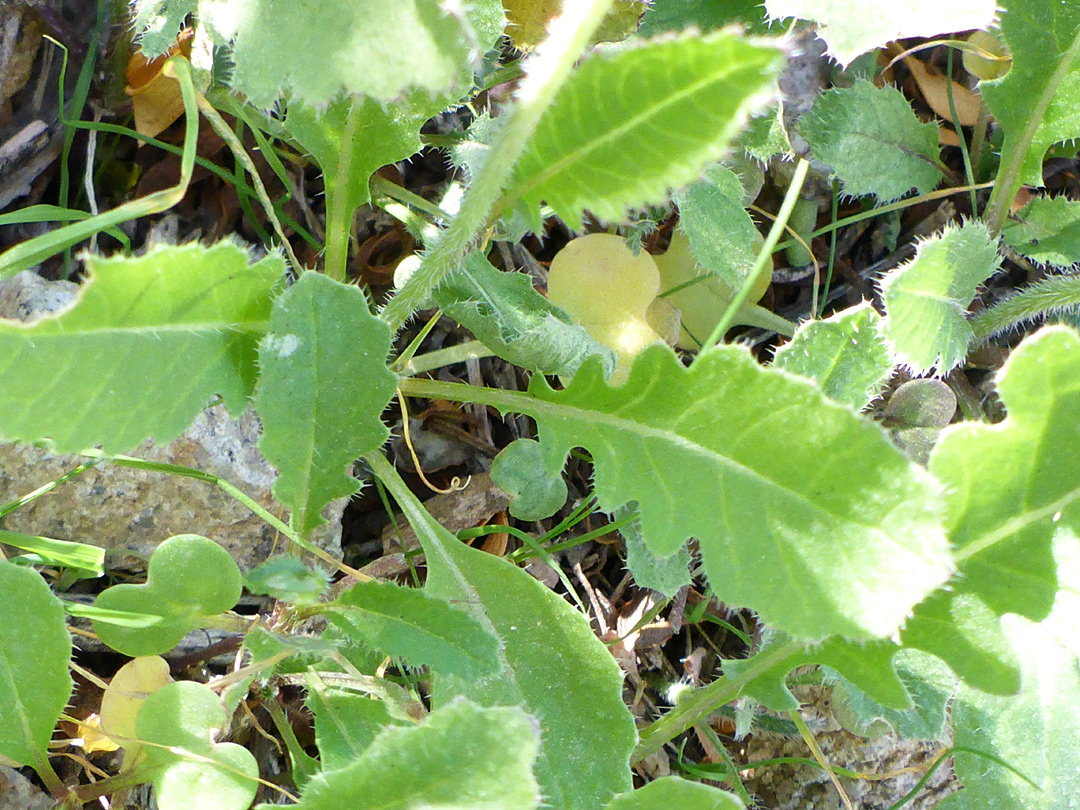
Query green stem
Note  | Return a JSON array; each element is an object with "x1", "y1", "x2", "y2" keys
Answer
[
  {"x1": 370, "y1": 174, "x2": 452, "y2": 223},
  {"x1": 945, "y1": 48, "x2": 978, "y2": 215},
  {"x1": 983, "y1": 28, "x2": 1080, "y2": 235},
  {"x1": 396, "y1": 341, "x2": 497, "y2": 376},
  {"x1": 631, "y1": 640, "x2": 802, "y2": 763},
  {"x1": 698, "y1": 159, "x2": 809, "y2": 355},
  {"x1": 970, "y1": 274, "x2": 1080, "y2": 341},
  {"x1": 324, "y1": 100, "x2": 362, "y2": 281},
  {"x1": 378, "y1": 0, "x2": 617, "y2": 331},
  {"x1": 819, "y1": 179, "x2": 840, "y2": 317}
]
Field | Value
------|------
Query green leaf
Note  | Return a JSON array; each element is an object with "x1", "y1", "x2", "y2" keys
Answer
[
  {"x1": 638, "y1": 0, "x2": 772, "y2": 36},
  {"x1": 605, "y1": 777, "x2": 742, "y2": 810},
  {"x1": 254, "y1": 272, "x2": 396, "y2": 538},
  {"x1": 620, "y1": 507, "x2": 692, "y2": 598},
  {"x1": 880, "y1": 220, "x2": 1002, "y2": 373},
  {"x1": 509, "y1": 30, "x2": 785, "y2": 229},
  {"x1": 294, "y1": 700, "x2": 541, "y2": 810},
  {"x1": 0, "y1": 242, "x2": 281, "y2": 454},
  {"x1": 434, "y1": 252, "x2": 616, "y2": 378},
  {"x1": 243, "y1": 557, "x2": 328, "y2": 606},
  {"x1": 0, "y1": 559, "x2": 73, "y2": 775},
  {"x1": 939, "y1": 616, "x2": 1079, "y2": 809},
  {"x1": 981, "y1": 0, "x2": 1080, "y2": 187},
  {"x1": 198, "y1": 0, "x2": 479, "y2": 107},
  {"x1": 1003, "y1": 195, "x2": 1080, "y2": 268},
  {"x1": 490, "y1": 439, "x2": 569, "y2": 521},
  {"x1": 738, "y1": 110, "x2": 790, "y2": 163},
  {"x1": 0, "y1": 529, "x2": 105, "y2": 576},
  {"x1": 306, "y1": 681, "x2": 409, "y2": 772},
  {"x1": 799, "y1": 80, "x2": 942, "y2": 203},
  {"x1": 137, "y1": 681, "x2": 259, "y2": 810},
  {"x1": 371, "y1": 453, "x2": 636, "y2": 810},
  {"x1": 674, "y1": 165, "x2": 761, "y2": 290},
  {"x1": 285, "y1": 93, "x2": 445, "y2": 221},
  {"x1": 772, "y1": 302, "x2": 892, "y2": 411},
  {"x1": 131, "y1": 0, "x2": 196, "y2": 57},
  {"x1": 92, "y1": 535, "x2": 242, "y2": 656},
  {"x1": 526, "y1": 344, "x2": 951, "y2": 641},
  {"x1": 764, "y1": 0, "x2": 995, "y2": 66},
  {"x1": 323, "y1": 580, "x2": 500, "y2": 678}
]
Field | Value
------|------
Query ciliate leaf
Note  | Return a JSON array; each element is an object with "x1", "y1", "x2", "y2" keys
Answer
[
  {"x1": 764, "y1": 0, "x2": 995, "y2": 66},
  {"x1": 620, "y1": 506, "x2": 692, "y2": 598},
  {"x1": 92, "y1": 535, "x2": 242, "y2": 656},
  {"x1": 378, "y1": 458, "x2": 637, "y2": 810},
  {"x1": 1003, "y1": 195, "x2": 1080, "y2": 268},
  {"x1": 434, "y1": 251, "x2": 616, "y2": 378},
  {"x1": 490, "y1": 439, "x2": 569, "y2": 521},
  {"x1": 255, "y1": 272, "x2": 396, "y2": 538},
  {"x1": 526, "y1": 344, "x2": 951, "y2": 641},
  {"x1": 0, "y1": 242, "x2": 281, "y2": 454},
  {"x1": 674, "y1": 164, "x2": 761, "y2": 290},
  {"x1": 605, "y1": 777, "x2": 742, "y2": 810},
  {"x1": 323, "y1": 580, "x2": 500, "y2": 678},
  {"x1": 197, "y1": 0, "x2": 479, "y2": 106},
  {"x1": 939, "y1": 616, "x2": 1080, "y2": 809},
  {"x1": 880, "y1": 220, "x2": 1002, "y2": 373},
  {"x1": 981, "y1": 0, "x2": 1080, "y2": 187},
  {"x1": 0, "y1": 559, "x2": 73, "y2": 776},
  {"x1": 294, "y1": 700, "x2": 541, "y2": 810},
  {"x1": 243, "y1": 557, "x2": 328, "y2": 606},
  {"x1": 799, "y1": 80, "x2": 942, "y2": 203},
  {"x1": 772, "y1": 303, "x2": 892, "y2": 411},
  {"x1": 509, "y1": 30, "x2": 785, "y2": 229},
  {"x1": 130, "y1": 0, "x2": 196, "y2": 57},
  {"x1": 137, "y1": 681, "x2": 258, "y2": 810}
]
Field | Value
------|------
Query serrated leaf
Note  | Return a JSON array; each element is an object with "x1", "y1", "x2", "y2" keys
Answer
[
  {"x1": 0, "y1": 242, "x2": 281, "y2": 454},
  {"x1": 434, "y1": 251, "x2": 616, "y2": 378},
  {"x1": 526, "y1": 344, "x2": 951, "y2": 641},
  {"x1": 131, "y1": 0, "x2": 196, "y2": 57},
  {"x1": 799, "y1": 80, "x2": 942, "y2": 203},
  {"x1": 674, "y1": 165, "x2": 761, "y2": 290},
  {"x1": 323, "y1": 580, "x2": 500, "y2": 678},
  {"x1": 939, "y1": 616, "x2": 1080, "y2": 809},
  {"x1": 1003, "y1": 195, "x2": 1080, "y2": 268},
  {"x1": 255, "y1": 272, "x2": 396, "y2": 538},
  {"x1": 881, "y1": 220, "x2": 1002, "y2": 373},
  {"x1": 295, "y1": 700, "x2": 541, "y2": 810},
  {"x1": 306, "y1": 682, "x2": 409, "y2": 772},
  {"x1": 620, "y1": 506, "x2": 692, "y2": 598},
  {"x1": 197, "y1": 0, "x2": 478, "y2": 107},
  {"x1": 137, "y1": 681, "x2": 258, "y2": 810},
  {"x1": 604, "y1": 777, "x2": 742, "y2": 810},
  {"x1": 764, "y1": 0, "x2": 995, "y2": 66},
  {"x1": 0, "y1": 560, "x2": 73, "y2": 775},
  {"x1": 490, "y1": 439, "x2": 569, "y2": 521},
  {"x1": 92, "y1": 535, "x2": 242, "y2": 656},
  {"x1": 376, "y1": 456, "x2": 637, "y2": 810},
  {"x1": 981, "y1": 0, "x2": 1080, "y2": 187},
  {"x1": 772, "y1": 303, "x2": 892, "y2": 411},
  {"x1": 738, "y1": 109, "x2": 790, "y2": 163},
  {"x1": 638, "y1": 0, "x2": 772, "y2": 36},
  {"x1": 509, "y1": 30, "x2": 785, "y2": 229},
  {"x1": 243, "y1": 557, "x2": 328, "y2": 606}
]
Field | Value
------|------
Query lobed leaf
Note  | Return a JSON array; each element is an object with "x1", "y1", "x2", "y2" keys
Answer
[
  {"x1": 880, "y1": 220, "x2": 1002, "y2": 373},
  {"x1": 772, "y1": 303, "x2": 892, "y2": 411},
  {"x1": 0, "y1": 242, "x2": 282, "y2": 454},
  {"x1": 527, "y1": 344, "x2": 952, "y2": 641},
  {"x1": 254, "y1": 272, "x2": 396, "y2": 538},
  {"x1": 323, "y1": 579, "x2": 501, "y2": 678},
  {"x1": 509, "y1": 30, "x2": 785, "y2": 229},
  {"x1": 294, "y1": 700, "x2": 541, "y2": 810},
  {"x1": 981, "y1": 0, "x2": 1080, "y2": 187},
  {"x1": 0, "y1": 559, "x2": 73, "y2": 775},
  {"x1": 764, "y1": 0, "x2": 995, "y2": 66},
  {"x1": 799, "y1": 80, "x2": 942, "y2": 203},
  {"x1": 1003, "y1": 195, "x2": 1080, "y2": 268},
  {"x1": 490, "y1": 438, "x2": 569, "y2": 521},
  {"x1": 620, "y1": 506, "x2": 692, "y2": 598}
]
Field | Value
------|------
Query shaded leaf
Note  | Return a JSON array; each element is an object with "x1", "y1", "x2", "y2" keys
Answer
[
  {"x1": 880, "y1": 220, "x2": 1002, "y2": 373},
  {"x1": 0, "y1": 242, "x2": 281, "y2": 454},
  {"x1": 294, "y1": 700, "x2": 540, "y2": 810},
  {"x1": 510, "y1": 30, "x2": 785, "y2": 228},
  {"x1": 1003, "y1": 195, "x2": 1080, "y2": 268},
  {"x1": 0, "y1": 560, "x2": 73, "y2": 776},
  {"x1": 324, "y1": 580, "x2": 500, "y2": 678},
  {"x1": 620, "y1": 506, "x2": 692, "y2": 598},
  {"x1": 772, "y1": 303, "x2": 892, "y2": 411},
  {"x1": 306, "y1": 681, "x2": 409, "y2": 772},
  {"x1": 604, "y1": 777, "x2": 742, "y2": 810},
  {"x1": 243, "y1": 557, "x2": 328, "y2": 606},
  {"x1": 130, "y1": 0, "x2": 196, "y2": 57},
  {"x1": 490, "y1": 439, "x2": 569, "y2": 521},
  {"x1": 255, "y1": 272, "x2": 396, "y2": 538},
  {"x1": 799, "y1": 80, "x2": 942, "y2": 202}
]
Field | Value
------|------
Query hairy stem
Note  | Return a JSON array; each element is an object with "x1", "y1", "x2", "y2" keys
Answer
[
  {"x1": 970, "y1": 274, "x2": 1080, "y2": 341},
  {"x1": 324, "y1": 99, "x2": 362, "y2": 281},
  {"x1": 378, "y1": 0, "x2": 617, "y2": 331}
]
